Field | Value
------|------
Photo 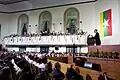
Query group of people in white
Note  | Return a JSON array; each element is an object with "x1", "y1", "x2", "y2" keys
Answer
[
  {"x1": 12, "y1": 53, "x2": 47, "y2": 74},
  {"x1": 3, "y1": 32, "x2": 87, "y2": 45}
]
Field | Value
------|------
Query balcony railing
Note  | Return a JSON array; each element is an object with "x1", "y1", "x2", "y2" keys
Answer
[{"x1": 3, "y1": 35, "x2": 87, "y2": 46}]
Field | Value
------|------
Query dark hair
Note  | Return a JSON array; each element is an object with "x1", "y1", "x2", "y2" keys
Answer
[
  {"x1": 86, "y1": 74, "x2": 92, "y2": 80},
  {"x1": 22, "y1": 72, "x2": 34, "y2": 80},
  {"x1": 94, "y1": 29, "x2": 98, "y2": 31},
  {"x1": 0, "y1": 66, "x2": 13, "y2": 80},
  {"x1": 47, "y1": 62, "x2": 52, "y2": 73},
  {"x1": 17, "y1": 60, "x2": 26, "y2": 69},
  {"x1": 54, "y1": 62, "x2": 61, "y2": 69},
  {"x1": 103, "y1": 72, "x2": 107, "y2": 75}
]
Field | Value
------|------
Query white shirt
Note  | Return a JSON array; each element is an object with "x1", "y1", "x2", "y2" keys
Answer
[{"x1": 39, "y1": 63, "x2": 46, "y2": 71}]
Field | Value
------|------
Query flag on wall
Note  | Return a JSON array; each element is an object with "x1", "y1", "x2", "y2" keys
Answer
[{"x1": 100, "y1": 9, "x2": 112, "y2": 37}]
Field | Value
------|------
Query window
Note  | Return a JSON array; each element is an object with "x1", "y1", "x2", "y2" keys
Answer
[
  {"x1": 64, "y1": 7, "x2": 79, "y2": 34},
  {"x1": 39, "y1": 11, "x2": 52, "y2": 33},
  {"x1": 18, "y1": 14, "x2": 29, "y2": 35}
]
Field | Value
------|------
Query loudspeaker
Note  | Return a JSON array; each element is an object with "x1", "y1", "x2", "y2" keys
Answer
[{"x1": 55, "y1": 46, "x2": 59, "y2": 50}]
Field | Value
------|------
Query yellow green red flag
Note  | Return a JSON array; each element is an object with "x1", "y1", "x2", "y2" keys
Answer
[{"x1": 100, "y1": 9, "x2": 112, "y2": 37}]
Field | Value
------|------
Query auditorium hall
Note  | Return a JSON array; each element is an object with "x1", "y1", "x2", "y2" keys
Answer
[{"x1": 0, "y1": 0, "x2": 120, "y2": 80}]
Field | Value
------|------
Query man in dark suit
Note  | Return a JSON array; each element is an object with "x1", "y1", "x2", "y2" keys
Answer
[{"x1": 93, "y1": 29, "x2": 101, "y2": 45}]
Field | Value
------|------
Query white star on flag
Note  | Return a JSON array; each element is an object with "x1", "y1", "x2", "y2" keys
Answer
[{"x1": 103, "y1": 19, "x2": 109, "y2": 28}]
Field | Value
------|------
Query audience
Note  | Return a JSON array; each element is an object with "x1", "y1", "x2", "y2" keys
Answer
[
  {"x1": 3, "y1": 29, "x2": 86, "y2": 39},
  {"x1": 0, "y1": 51, "x2": 116, "y2": 80},
  {"x1": 0, "y1": 52, "x2": 64, "y2": 80}
]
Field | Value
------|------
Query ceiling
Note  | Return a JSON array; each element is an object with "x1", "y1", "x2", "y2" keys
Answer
[
  {"x1": 0, "y1": 0, "x2": 29, "y2": 5},
  {"x1": 0, "y1": 0, "x2": 97, "y2": 12}
]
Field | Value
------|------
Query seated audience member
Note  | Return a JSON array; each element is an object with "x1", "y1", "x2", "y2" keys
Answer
[
  {"x1": 17, "y1": 60, "x2": 34, "y2": 80},
  {"x1": 45, "y1": 62, "x2": 53, "y2": 80},
  {"x1": 46, "y1": 62, "x2": 52, "y2": 73},
  {"x1": 0, "y1": 66, "x2": 13, "y2": 80},
  {"x1": 52, "y1": 62, "x2": 65, "y2": 80},
  {"x1": 98, "y1": 72, "x2": 114, "y2": 80},
  {"x1": 39, "y1": 59, "x2": 46, "y2": 72},
  {"x1": 86, "y1": 74, "x2": 92, "y2": 80},
  {"x1": 66, "y1": 65, "x2": 76, "y2": 80},
  {"x1": 70, "y1": 67, "x2": 83, "y2": 80},
  {"x1": 66, "y1": 67, "x2": 72, "y2": 80}
]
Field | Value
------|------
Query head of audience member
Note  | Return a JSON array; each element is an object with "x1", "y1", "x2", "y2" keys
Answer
[
  {"x1": 75, "y1": 67, "x2": 80, "y2": 75},
  {"x1": 46, "y1": 62, "x2": 52, "y2": 73},
  {"x1": 23, "y1": 61, "x2": 31, "y2": 72},
  {"x1": 20, "y1": 71, "x2": 35, "y2": 80},
  {"x1": 16, "y1": 59, "x2": 26, "y2": 70},
  {"x1": 0, "y1": 66, "x2": 13, "y2": 80},
  {"x1": 86, "y1": 74, "x2": 92, "y2": 80},
  {"x1": 66, "y1": 67, "x2": 75, "y2": 80},
  {"x1": 54, "y1": 62, "x2": 61, "y2": 70},
  {"x1": 98, "y1": 72, "x2": 110, "y2": 80}
]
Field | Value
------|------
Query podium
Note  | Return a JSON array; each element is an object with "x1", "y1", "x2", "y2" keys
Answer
[{"x1": 68, "y1": 56, "x2": 73, "y2": 64}]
